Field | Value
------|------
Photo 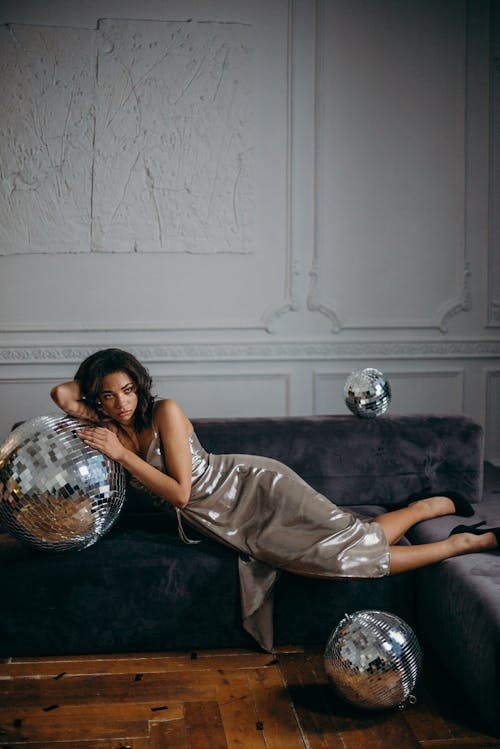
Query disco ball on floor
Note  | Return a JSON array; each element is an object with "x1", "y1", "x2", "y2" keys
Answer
[
  {"x1": 0, "y1": 414, "x2": 126, "y2": 551},
  {"x1": 344, "y1": 368, "x2": 391, "y2": 418},
  {"x1": 324, "y1": 610, "x2": 422, "y2": 711}
]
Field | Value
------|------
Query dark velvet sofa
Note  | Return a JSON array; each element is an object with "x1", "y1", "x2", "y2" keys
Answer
[{"x1": 1, "y1": 414, "x2": 499, "y2": 735}]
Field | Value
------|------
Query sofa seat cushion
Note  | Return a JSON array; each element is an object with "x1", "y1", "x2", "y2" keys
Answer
[
  {"x1": 0, "y1": 502, "x2": 414, "y2": 657},
  {"x1": 0, "y1": 528, "x2": 250, "y2": 656}
]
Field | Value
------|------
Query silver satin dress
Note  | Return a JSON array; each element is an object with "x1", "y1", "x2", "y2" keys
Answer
[{"x1": 134, "y1": 431, "x2": 390, "y2": 652}]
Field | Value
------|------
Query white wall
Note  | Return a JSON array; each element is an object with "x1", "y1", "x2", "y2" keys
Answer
[{"x1": 1, "y1": 0, "x2": 499, "y2": 462}]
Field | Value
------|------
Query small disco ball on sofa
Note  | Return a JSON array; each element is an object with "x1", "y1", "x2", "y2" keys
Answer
[
  {"x1": 344, "y1": 368, "x2": 391, "y2": 418},
  {"x1": 0, "y1": 414, "x2": 126, "y2": 552},
  {"x1": 324, "y1": 610, "x2": 422, "y2": 711}
]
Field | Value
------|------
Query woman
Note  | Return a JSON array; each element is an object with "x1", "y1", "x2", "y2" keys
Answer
[{"x1": 51, "y1": 348, "x2": 499, "y2": 650}]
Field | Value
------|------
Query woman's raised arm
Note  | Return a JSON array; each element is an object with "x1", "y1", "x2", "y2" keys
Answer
[{"x1": 50, "y1": 381, "x2": 101, "y2": 422}]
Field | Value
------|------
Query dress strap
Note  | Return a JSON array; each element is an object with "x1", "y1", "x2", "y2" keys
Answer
[{"x1": 176, "y1": 508, "x2": 201, "y2": 545}]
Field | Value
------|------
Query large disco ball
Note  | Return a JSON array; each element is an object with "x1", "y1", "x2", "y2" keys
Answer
[
  {"x1": 0, "y1": 414, "x2": 126, "y2": 551},
  {"x1": 324, "y1": 610, "x2": 422, "y2": 711},
  {"x1": 344, "y1": 368, "x2": 391, "y2": 418}
]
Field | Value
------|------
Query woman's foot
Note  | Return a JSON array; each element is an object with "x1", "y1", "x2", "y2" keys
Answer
[{"x1": 449, "y1": 522, "x2": 500, "y2": 552}]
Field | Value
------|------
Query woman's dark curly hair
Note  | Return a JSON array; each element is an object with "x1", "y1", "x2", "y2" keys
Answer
[{"x1": 74, "y1": 348, "x2": 155, "y2": 431}]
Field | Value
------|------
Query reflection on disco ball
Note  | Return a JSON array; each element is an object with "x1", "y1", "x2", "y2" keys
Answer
[
  {"x1": 344, "y1": 368, "x2": 391, "y2": 418},
  {"x1": 324, "y1": 610, "x2": 422, "y2": 711},
  {"x1": 0, "y1": 414, "x2": 126, "y2": 551}
]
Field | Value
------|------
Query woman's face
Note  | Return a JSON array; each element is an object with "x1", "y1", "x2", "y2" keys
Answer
[{"x1": 98, "y1": 370, "x2": 138, "y2": 426}]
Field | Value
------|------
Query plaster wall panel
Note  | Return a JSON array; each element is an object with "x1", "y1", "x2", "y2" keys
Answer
[
  {"x1": 152, "y1": 373, "x2": 290, "y2": 418},
  {"x1": 0, "y1": 25, "x2": 94, "y2": 254},
  {"x1": 0, "y1": 379, "x2": 56, "y2": 442},
  {"x1": 0, "y1": 371, "x2": 290, "y2": 442},
  {"x1": 313, "y1": 369, "x2": 464, "y2": 417},
  {"x1": 93, "y1": 19, "x2": 254, "y2": 255},
  {"x1": 313, "y1": 0, "x2": 468, "y2": 331}
]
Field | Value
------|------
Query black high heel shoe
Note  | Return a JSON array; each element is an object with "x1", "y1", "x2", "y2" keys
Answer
[
  {"x1": 449, "y1": 521, "x2": 500, "y2": 546},
  {"x1": 406, "y1": 488, "x2": 475, "y2": 517}
]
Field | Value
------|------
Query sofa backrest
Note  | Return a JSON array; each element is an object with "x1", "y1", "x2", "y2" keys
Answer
[{"x1": 192, "y1": 414, "x2": 484, "y2": 507}]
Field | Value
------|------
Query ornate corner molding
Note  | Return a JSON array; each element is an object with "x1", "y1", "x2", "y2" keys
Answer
[
  {"x1": 437, "y1": 261, "x2": 472, "y2": 332},
  {"x1": 263, "y1": 260, "x2": 301, "y2": 332},
  {"x1": 306, "y1": 259, "x2": 341, "y2": 333},
  {"x1": 488, "y1": 300, "x2": 500, "y2": 326}
]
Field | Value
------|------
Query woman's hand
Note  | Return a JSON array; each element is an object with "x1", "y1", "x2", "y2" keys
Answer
[
  {"x1": 78, "y1": 426, "x2": 126, "y2": 463},
  {"x1": 108, "y1": 399, "x2": 193, "y2": 508}
]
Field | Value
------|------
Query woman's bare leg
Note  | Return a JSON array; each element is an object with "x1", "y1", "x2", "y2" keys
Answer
[
  {"x1": 388, "y1": 531, "x2": 497, "y2": 574},
  {"x1": 372, "y1": 496, "x2": 465, "y2": 545},
  {"x1": 369, "y1": 495, "x2": 498, "y2": 574}
]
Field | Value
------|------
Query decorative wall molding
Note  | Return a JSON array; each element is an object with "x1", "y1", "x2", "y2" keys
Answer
[
  {"x1": 487, "y1": 8, "x2": 500, "y2": 327},
  {"x1": 262, "y1": 261, "x2": 301, "y2": 333},
  {"x1": 0, "y1": 320, "x2": 266, "y2": 334},
  {"x1": 306, "y1": 259, "x2": 341, "y2": 333},
  {"x1": 307, "y1": 261, "x2": 473, "y2": 333},
  {"x1": 1, "y1": 339, "x2": 500, "y2": 365},
  {"x1": 489, "y1": 300, "x2": 500, "y2": 325},
  {"x1": 314, "y1": 368, "x2": 466, "y2": 381},
  {"x1": 436, "y1": 261, "x2": 472, "y2": 333},
  {"x1": 260, "y1": 0, "x2": 300, "y2": 333}
]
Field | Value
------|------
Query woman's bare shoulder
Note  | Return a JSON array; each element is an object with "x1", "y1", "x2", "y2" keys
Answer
[
  {"x1": 153, "y1": 399, "x2": 193, "y2": 433},
  {"x1": 153, "y1": 398, "x2": 184, "y2": 416}
]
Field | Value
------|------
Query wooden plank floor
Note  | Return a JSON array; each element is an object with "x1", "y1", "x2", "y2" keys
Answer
[{"x1": 0, "y1": 646, "x2": 499, "y2": 749}]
